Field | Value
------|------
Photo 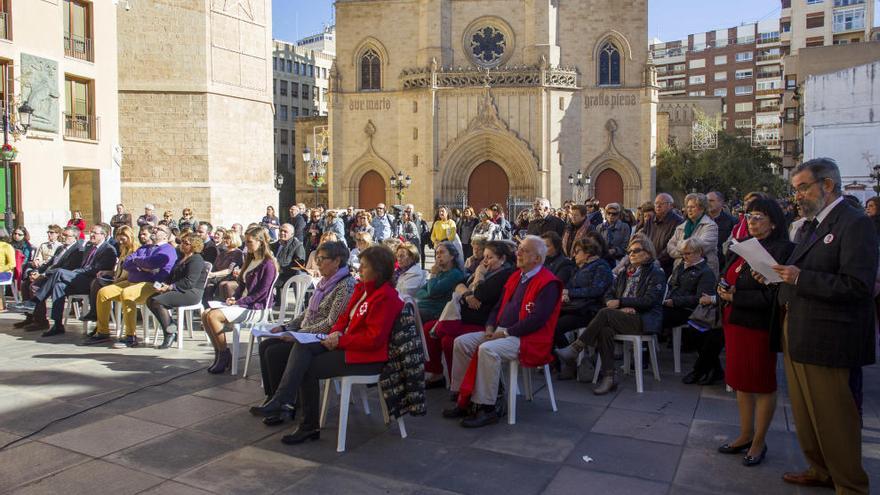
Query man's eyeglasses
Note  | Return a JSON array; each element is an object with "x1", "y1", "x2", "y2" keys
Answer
[{"x1": 794, "y1": 179, "x2": 823, "y2": 194}]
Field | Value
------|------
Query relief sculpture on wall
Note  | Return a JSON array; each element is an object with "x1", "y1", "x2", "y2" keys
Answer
[{"x1": 20, "y1": 54, "x2": 60, "y2": 134}]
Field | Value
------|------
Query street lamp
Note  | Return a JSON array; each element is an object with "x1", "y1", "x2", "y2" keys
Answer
[
  {"x1": 567, "y1": 170, "x2": 591, "y2": 203},
  {"x1": 2, "y1": 94, "x2": 35, "y2": 229},
  {"x1": 389, "y1": 170, "x2": 412, "y2": 203},
  {"x1": 871, "y1": 164, "x2": 880, "y2": 194},
  {"x1": 303, "y1": 146, "x2": 329, "y2": 206},
  {"x1": 274, "y1": 172, "x2": 284, "y2": 191}
]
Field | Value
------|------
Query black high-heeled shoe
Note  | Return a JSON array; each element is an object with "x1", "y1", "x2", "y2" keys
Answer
[
  {"x1": 718, "y1": 440, "x2": 753, "y2": 454},
  {"x1": 158, "y1": 332, "x2": 178, "y2": 349},
  {"x1": 207, "y1": 349, "x2": 231, "y2": 374},
  {"x1": 743, "y1": 444, "x2": 768, "y2": 466}
]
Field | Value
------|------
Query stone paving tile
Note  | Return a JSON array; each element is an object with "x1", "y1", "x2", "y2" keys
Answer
[
  {"x1": 10, "y1": 459, "x2": 164, "y2": 495},
  {"x1": 281, "y1": 465, "x2": 462, "y2": 495},
  {"x1": 335, "y1": 435, "x2": 451, "y2": 485},
  {"x1": 425, "y1": 446, "x2": 561, "y2": 495},
  {"x1": 564, "y1": 432, "x2": 683, "y2": 483},
  {"x1": 0, "y1": 441, "x2": 90, "y2": 491},
  {"x1": 591, "y1": 407, "x2": 691, "y2": 445},
  {"x1": 252, "y1": 415, "x2": 387, "y2": 465},
  {"x1": 188, "y1": 407, "x2": 283, "y2": 445},
  {"x1": 174, "y1": 446, "x2": 319, "y2": 495},
  {"x1": 125, "y1": 394, "x2": 241, "y2": 428},
  {"x1": 0, "y1": 395, "x2": 87, "y2": 436},
  {"x1": 139, "y1": 481, "x2": 216, "y2": 495},
  {"x1": 41, "y1": 415, "x2": 175, "y2": 457},
  {"x1": 105, "y1": 429, "x2": 239, "y2": 478},
  {"x1": 469, "y1": 421, "x2": 583, "y2": 463},
  {"x1": 192, "y1": 383, "x2": 267, "y2": 406},
  {"x1": 541, "y1": 466, "x2": 668, "y2": 495},
  {"x1": 610, "y1": 387, "x2": 701, "y2": 418},
  {"x1": 693, "y1": 396, "x2": 789, "y2": 432}
]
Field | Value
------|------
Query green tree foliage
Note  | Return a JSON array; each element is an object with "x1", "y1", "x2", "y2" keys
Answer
[{"x1": 657, "y1": 132, "x2": 787, "y2": 203}]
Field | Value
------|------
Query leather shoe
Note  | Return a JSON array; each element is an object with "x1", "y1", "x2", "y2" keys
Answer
[
  {"x1": 78, "y1": 312, "x2": 97, "y2": 322},
  {"x1": 718, "y1": 440, "x2": 752, "y2": 454},
  {"x1": 25, "y1": 320, "x2": 50, "y2": 332},
  {"x1": 460, "y1": 406, "x2": 499, "y2": 428},
  {"x1": 782, "y1": 471, "x2": 834, "y2": 488},
  {"x1": 682, "y1": 370, "x2": 704, "y2": 385},
  {"x1": 281, "y1": 428, "x2": 320, "y2": 445},
  {"x1": 41, "y1": 324, "x2": 66, "y2": 337},
  {"x1": 441, "y1": 405, "x2": 470, "y2": 419},
  {"x1": 262, "y1": 415, "x2": 285, "y2": 426},
  {"x1": 698, "y1": 368, "x2": 724, "y2": 386},
  {"x1": 250, "y1": 399, "x2": 284, "y2": 417},
  {"x1": 743, "y1": 445, "x2": 767, "y2": 467}
]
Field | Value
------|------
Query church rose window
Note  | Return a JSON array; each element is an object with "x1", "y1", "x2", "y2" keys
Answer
[
  {"x1": 598, "y1": 42, "x2": 621, "y2": 86},
  {"x1": 470, "y1": 26, "x2": 506, "y2": 67}
]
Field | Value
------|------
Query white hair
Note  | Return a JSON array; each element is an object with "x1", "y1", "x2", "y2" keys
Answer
[
  {"x1": 522, "y1": 235, "x2": 548, "y2": 262},
  {"x1": 144, "y1": 204, "x2": 155, "y2": 210},
  {"x1": 535, "y1": 198, "x2": 551, "y2": 210}
]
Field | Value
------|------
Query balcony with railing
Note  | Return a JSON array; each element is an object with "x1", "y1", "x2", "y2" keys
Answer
[
  {"x1": 756, "y1": 52, "x2": 782, "y2": 63},
  {"x1": 63, "y1": 113, "x2": 99, "y2": 141},
  {"x1": 757, "y1": 70, "x2": 782, "y2": 79},
  {"x1": 64, "y1": 33, "x2": 93, "y2": 62},
  {"x1": 834, "y1": 0, "x2": 866, "y2": 7},
  {"x1": 757, "y1": 104, "x2": 781, "y2": 113},
  {"x1": 0, "y1": 12, "x2": 8, "y2": 40}
]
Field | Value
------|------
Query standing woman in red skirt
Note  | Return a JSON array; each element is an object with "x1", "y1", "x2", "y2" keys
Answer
[{"x1": 716, "y1": 197, "x2": 793, "y2": 467}]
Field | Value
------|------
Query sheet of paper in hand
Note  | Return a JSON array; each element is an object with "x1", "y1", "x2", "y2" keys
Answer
[{"x1": 728, "y1": 238, "x2": 783, "y2": 284}]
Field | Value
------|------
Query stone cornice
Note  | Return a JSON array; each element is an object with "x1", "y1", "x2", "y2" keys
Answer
[{"x1": 400, "y1": 64, "x2": 579, "y2": 90}]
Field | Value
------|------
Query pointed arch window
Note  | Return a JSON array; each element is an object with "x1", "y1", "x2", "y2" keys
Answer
[
  {"x1": 360, "y1": 48, "x2": 381, "y2": 91},
  {"x1": 598, "y1": 42, "x2": 621, "y2": 86}
]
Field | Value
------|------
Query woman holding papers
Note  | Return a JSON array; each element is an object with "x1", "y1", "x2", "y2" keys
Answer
[
  {"x1": 202, "y1": 227, "x2": 279, "y2": 374},
  {"x1": 255, "y1": 241, "x2": 356, "y2": 425},
  {"x1": 249, "y1": 245, "x2": 404, "y2": 445},
  {"x1": 715, "y1": 197, "x2": 793, "y2": 467}
]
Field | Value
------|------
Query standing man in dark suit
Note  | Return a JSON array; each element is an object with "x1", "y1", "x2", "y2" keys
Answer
[
  {"x1": 197, "y1": 222, "x2": 218, "y2": 264},
  {"x1": 773, "y1": 158, "x2": 877, "y2": 494},
  {"x1": 272, "y1": 223, "x2": 306, "y2": 304},
  {"x1": 638, "y1": 193, "x2": 684, "y2": 276},
  {"x1": 707, "y1": 191, "x2": 736, "y2": 268},
  {"x1": 288, "y1": 204, "x2": 307, "y2": 244},
  {"x1": 14, "y1": 227, "x2": 85, "y2": 331},
  {"x1": 19, "y1": 223, "x2": 118, "y2": 337}
]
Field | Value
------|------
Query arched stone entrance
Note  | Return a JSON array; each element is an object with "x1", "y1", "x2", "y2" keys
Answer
[
  {"x1": 358, "y1": 171, "x2": 386, "y2": 208},
  {"x1": 468, "y1": 161, "x2": 509, "y2": 211},
  {"x1": 594, "y1": 168, "x2": 624, "y2": 206}
]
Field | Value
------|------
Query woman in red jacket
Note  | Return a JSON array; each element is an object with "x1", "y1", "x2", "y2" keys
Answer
[
  {"x1": 67, "y1": 210, "x2": 86, "y2": 240},
  {"x1": 249, "y1": 244, "x2": 404, "y2": 445}
]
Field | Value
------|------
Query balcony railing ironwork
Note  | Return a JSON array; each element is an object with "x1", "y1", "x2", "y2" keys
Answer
[
  {"x1": 64, "y1": 33, "x2": 93, "y2": 62},
  {"x1": 63, "y1": 113, "x2": 99, "y2": 140}
]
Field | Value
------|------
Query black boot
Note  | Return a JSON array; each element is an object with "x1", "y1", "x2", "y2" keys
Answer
[
  {"x1": 281, "y1": 427, "x2": 320, "y2": 445},
  {"x1": 13, "y1": 314, "x2": 34, "y2": 328},
  {"x1": 207, "y1": 349, "x2": 231, "y2": 374}
]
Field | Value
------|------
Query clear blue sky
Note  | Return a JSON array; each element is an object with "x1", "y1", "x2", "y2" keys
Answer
[{"x1": 272, "y1": 0, "x2": 880, "y2": 43}]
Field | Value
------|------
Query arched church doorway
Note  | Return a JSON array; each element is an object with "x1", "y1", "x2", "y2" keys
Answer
[
  {"x1": 467, "y1": 161, "x2": 509, "y2": 211},
  {"x1": 594, "y1": 168, "x2": 624, "y2": 206},
  {"x1": 358, "y1": 170, "x2": 386, "y2": 208}
]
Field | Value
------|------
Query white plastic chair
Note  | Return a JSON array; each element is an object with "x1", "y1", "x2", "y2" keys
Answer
[
  {"x1": 64, "y1": 294, "x2": 89, "y2": 332},
  {"x1": 114, "y1": 302, "x2": 154, "y2": 342},
  {"x1": 592, "y1": 334, "x2": 661, "y2": 393},
  {"x1": 231, "y1": 271, "x2": 280, "y2": 376},
  {"x1": 149, "y1": 263, "x2": 212, "y2": 349},
  {"x1": 318, "y1": 297, "x2": 422, "y2": 453},
  {"x1": 276, "y1": 273, "x2": 316, "y2": 322},
  {"x1": 507, "y1": 360, "x2": 558, "y2": 425},
  {"x1": 0, "y1": 276, "x2": 19, "y2": 305}
]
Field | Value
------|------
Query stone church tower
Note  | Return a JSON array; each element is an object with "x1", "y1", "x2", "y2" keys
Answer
[
  {"x1": 329, "y1": 0, "x2": 658, "y2": 214},
  {"x1": 117, "y1": 0, "x2": 275, "y2": 226}
]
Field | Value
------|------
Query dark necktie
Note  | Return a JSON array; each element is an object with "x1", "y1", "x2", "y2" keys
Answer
[
  {"x1": 83, "y1": 246, "x2": 97, "y2": 267},
  {"x1": 795, "y1": 219, "x2": 818, "y2": 245}
]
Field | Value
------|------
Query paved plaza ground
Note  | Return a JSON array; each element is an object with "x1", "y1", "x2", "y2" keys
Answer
[{"x1": 0, "y1": 309, "x2": 878, "y2": 495}]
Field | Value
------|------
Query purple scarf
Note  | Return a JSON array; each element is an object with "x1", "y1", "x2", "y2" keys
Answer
[{"x1": 306, "y1": 266, "x2": 350, "y2": 318}]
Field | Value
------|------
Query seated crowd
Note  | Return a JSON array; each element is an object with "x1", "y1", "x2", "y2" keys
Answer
[{"x1": 3, "y1": 158, "x2": 878, "y2": 493}]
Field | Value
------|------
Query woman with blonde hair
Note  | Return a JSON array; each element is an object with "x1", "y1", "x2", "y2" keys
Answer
[
  {"x1": 203, "y1": 226, "x2": 279, "y2": 373},
  {"x1": 79, "y1": 225, "x2": 140, "y2": 322}
]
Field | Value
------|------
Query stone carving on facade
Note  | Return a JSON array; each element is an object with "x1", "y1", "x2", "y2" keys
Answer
[
  {"x1": 586, "y1": 119, "x2": 642, "y2": 189},
  {"x1": 439, "y1": 88, "x2": 539, "y2": 168},
  {"x1": 349, "y1": 119, "x2": 394, "y2": 179},
  {"x1": 20, "y1": 53, "x2": 59, "y2": 134},
  {"x1": 216, "y1": 0, "x2": 254, "y2": 21},
  {"x1": 400, "y1": 64, "x2": 578, "y2": 90}
]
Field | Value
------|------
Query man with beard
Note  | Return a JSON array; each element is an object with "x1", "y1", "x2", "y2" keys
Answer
[{"x1": 773, "y1": 158, "x2": 877, "y2": 494}]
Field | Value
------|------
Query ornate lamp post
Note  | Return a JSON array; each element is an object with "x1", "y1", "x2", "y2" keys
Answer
[
  {"x1": 274, "y1": 172, "x2": 284, "y2": 191},
  {"x1": 2, "y1": 90, "x2": 34, "y2": 229},
  {"x1": 389, "y1": 170, "x2": 412, "y2": 203},
  {"x1": 567, "y1": 170, "x2": 591, "y2": 203},
  {"x1": 871, "y1": 164, "x2": 880, "y2": 195},
  {"x1": 302, "y1": 146, "x2": 328, "y2": 206}
]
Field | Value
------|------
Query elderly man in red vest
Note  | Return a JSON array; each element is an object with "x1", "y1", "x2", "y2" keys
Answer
[{"x1": 442, "y1": 235, "x2": 563, "y2": 428}]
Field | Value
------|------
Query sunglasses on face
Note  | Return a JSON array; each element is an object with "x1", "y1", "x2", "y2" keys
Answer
[{"x1": 627, "y1": 248, "x2": 645, "y2": 255}]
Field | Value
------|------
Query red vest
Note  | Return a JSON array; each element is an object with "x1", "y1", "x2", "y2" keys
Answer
[{"x1": 495, "y1": 266, "x2": 562, "y2": 367}]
